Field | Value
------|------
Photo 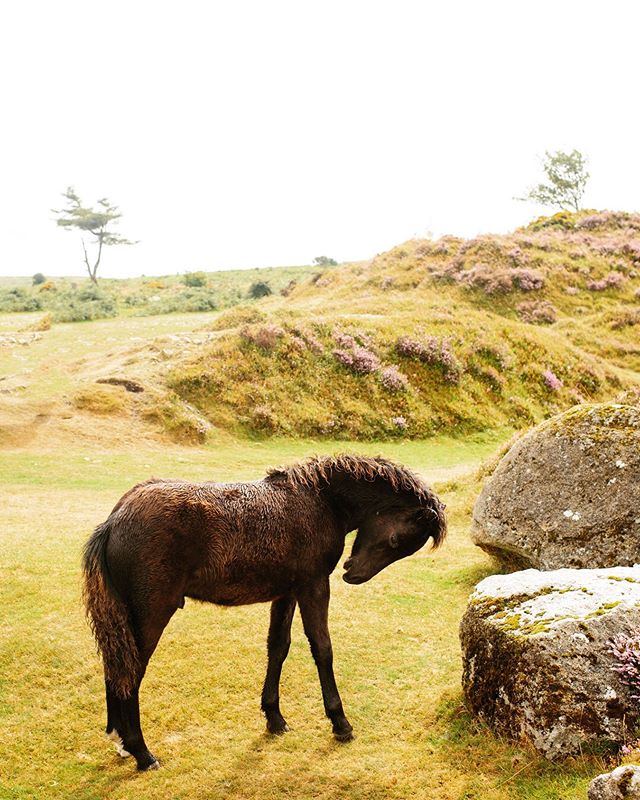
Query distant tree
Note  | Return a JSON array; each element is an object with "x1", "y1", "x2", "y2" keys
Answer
[
  {"x1": 248, "y1": 280, "x2": 272, "y2": 299},
  {"x1": 313, "y1": 256, "x2": 338, "y2": 266},
  {"x1": 518, "y1": 150, "x2": 589, "y2": 212},
  {"x1": 32, "y1": 272, "x2": 46, "y2": 285},
  {"x1": 52, "y1": 187, "x2": 136, "y2": 283}
]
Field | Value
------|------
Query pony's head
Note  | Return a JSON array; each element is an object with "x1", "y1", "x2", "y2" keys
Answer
[
  {"x1": 342, "y1": 500, "x2": 445, "y2": 584},
  {"x1": 266, "y1": 453, "x2": 447, "y2": 583}
]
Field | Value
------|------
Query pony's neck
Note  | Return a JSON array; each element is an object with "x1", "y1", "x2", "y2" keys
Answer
[{"x1": 322, "y1": 471, "x2": 384, "y2": 534}]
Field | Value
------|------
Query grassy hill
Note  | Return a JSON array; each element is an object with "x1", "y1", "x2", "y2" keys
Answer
[{"x1": 167, "y1": 210, "x2": 640, "y2": 440}]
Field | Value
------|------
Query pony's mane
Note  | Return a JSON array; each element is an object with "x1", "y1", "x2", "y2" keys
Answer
[{"x1": 266, "y1": 454, "x2": 446, "y2": 541}]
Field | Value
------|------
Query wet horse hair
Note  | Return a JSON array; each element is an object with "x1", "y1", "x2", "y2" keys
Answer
[{"x1": 83, "y1": 453, "x2": 446, "y2": 770}]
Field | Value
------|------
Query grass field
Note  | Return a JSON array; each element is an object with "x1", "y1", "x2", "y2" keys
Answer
[{"x1": 0, "y1": 435, "x2": 608, "y2": 800}]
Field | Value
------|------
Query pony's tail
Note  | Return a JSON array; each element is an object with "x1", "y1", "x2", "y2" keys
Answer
[{"x1": 82, "y1": 520, "x2": 140, "y2": 699}]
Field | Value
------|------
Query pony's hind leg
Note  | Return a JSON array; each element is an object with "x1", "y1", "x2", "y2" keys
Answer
[
  {"x1": 261, "y1": 595, "x2": 296, "y2": 734},
  {"x1": 106, "y1": 597, "x2": 180, "y2": 771}
]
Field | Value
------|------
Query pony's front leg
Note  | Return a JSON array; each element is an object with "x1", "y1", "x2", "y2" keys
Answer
[
  {"x1": 261, "y1": 595, "x2": 296, "y2": 734},
  {"x1": 297, "y1": 578, "x2": 353, "y2": 742}
]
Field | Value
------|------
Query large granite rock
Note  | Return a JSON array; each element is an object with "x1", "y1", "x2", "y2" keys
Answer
[
  {"x1": 589, "y1": 766, "x2": 640, "y2": 799},
  {"x1": 472, "y1": 404, "x2": 640, "y2": 570},
  {"x1": 460, "y1": 567, "x2": 640, "y2": 760}
]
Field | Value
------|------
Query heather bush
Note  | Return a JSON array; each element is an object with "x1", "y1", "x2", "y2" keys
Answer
[
  {"x1": 280, "y1": 280, "x2": 297, "y2": 296},
  {"x1": 514, "y1": 269, "x2": 545, "y2": 291},
  {"x1": 575, "y1": 210, "x2": 640, "y2": 232},
  {"x1": 240, "y1": 323, "x2": 285, "y2": 351},
  {"x1": 440, "y1": 260, "x2": 545, "y2": 295},
  {"x1": 395, "y1": 335, "x2": 461, "y2": 383},
  {"x1": 333, "y1": 329, "x2": 356, "y2": 348},
  {"x1": 471, "y1": 342, "x2": 512, "y2": 370},
  {"x1": 391, "y1": 416, "x2": 408, "y2": 431},
  {"x1": 609, "y1": 632, "x2": 640, "y2": 700},
  {"x1": 542, "y1": 369, "x2": 563, "y2": 391},
  {"x1": 586, "y1": 271, "x2": 625, "y2": 291},
  {"x1": 516, "y1": 300, "x2": 557, "y2": 325},
  {"x1": 379, "y1": 365, "x2": 409, "y2": 392},
  {"x1": 291, "y1": 326, "x2": 324, "y2": 354},
  {"x1": 610, "y1": 309, "x2": 640, "y2": 330},
  {"x1": 333, "y1": 346, "x2": 380, "y2": 374}
]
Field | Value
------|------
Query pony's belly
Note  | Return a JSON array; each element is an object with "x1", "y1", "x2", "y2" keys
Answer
[{"x1": 186, "y1": 577, "x2": 292, "y2": 606}]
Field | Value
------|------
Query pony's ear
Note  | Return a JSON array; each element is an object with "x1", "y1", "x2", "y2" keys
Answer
[{"x1": 389, "y1": 532, "x2": 399, "y2": 548}]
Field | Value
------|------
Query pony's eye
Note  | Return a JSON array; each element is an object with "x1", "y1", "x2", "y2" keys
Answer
[{"x1": 389, "y1": 532, "x2": 399, "y2": 548}]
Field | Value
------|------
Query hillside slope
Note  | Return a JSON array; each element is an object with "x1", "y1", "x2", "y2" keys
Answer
[
  {"x1": 1, "y1": 210, "x2": 638, "y2": 446},
  {"x1": 167, "y1": 210, "x2": 640, "y2": 439}
]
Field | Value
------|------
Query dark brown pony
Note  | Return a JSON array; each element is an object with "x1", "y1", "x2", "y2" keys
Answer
[{"x1": 83, "y1": 454, "x2": 446, "y2": 770}]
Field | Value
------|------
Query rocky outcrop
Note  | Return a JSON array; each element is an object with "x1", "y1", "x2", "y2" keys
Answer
[
  {"x1": 589, "y1": 766, "x2": 640, "y2": 799},
  {"x1": 472, "y1": 404, "x2": 640, "y2": 570},
  {"x1": 460, "y1": 567, "x2": 640, "y2": 760}
]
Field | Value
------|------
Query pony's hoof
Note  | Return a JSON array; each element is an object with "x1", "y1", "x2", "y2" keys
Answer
[
  {"x1": 136, "y1": 753, "x2": 160, "y2": 771},
  {"x1": 267, "y1": 721, "x2": 290, "y2": 736},
  {"x1": 140, "y1": 759, "x2": 160, "y2": 772},
  {"x1": 333, "y1": 728, "x2": 354, "y2": 742}
]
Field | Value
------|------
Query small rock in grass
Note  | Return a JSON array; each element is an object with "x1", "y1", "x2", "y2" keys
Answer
[{"x1": 589, "y1": 765, "x2": 640, "y2": 799}]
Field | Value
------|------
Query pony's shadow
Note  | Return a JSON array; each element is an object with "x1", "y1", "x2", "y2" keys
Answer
[{"x1": 217, "y1": 733, "x2": 408, "y2": 800}]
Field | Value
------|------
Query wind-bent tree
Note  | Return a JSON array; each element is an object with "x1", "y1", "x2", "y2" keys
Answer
[
  {"x1": 53, "y1": 188, "x2": 136, "y2": 283},
  {"x1": 519, "y1": 150, "x2": 589, "y2": 212}
]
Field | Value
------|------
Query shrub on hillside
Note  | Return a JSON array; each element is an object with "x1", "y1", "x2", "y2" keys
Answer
[
  {"x1": 516, "y1": 300, "x2": 557, "y2": 325},
  {"x1": 586, "y1": 271, "x2": 625, "y2": 291},
  {"x1": 610, "y1": 309, "x2": 640, "y2": 330},
  {"x1": 137, "y1": 288, "x2": 218, "y2": 314},
  {"x1": 50, "y1": 286, "x2": 118, "y2": 322},
  {"x1": 248, "y1": 280, "x2": 272, "y2": 299},
  {"x1": 32, "y1": 273, "x2": 46, "y2": 285},
  {"x1": 240, "y1": 323, "x2": 285, "y2": 351},
  {"x1": 542, "y1": 369, "x2": 563, "y2": 391},
  {"x1": 184, "y1": 271, "x2": 208, "y2": 287},
  {"x1": 0, "y1": 288, "x2": 43, "y2": 312},
  {"x1": 333, "y1": 346, "x2": 380, "y2": 375},
  {"x1": 395, "y1": 335, "x2": 462, "y2": 383},
  {"x1": 379, "y1": 365, "x2": 409, "y2": 392}
]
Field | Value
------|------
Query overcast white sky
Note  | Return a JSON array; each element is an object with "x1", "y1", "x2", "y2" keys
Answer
[{"x1": 1, "y1": 1, "x2": 639, "y2": 278}]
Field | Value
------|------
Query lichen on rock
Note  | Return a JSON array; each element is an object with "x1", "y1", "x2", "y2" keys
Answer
[
  {"x1": 460, "y1": 566, "x2": 640, "y2": 760},
  {"x1": 472, "y1": 403, "x2": 640, "y2": 570}
]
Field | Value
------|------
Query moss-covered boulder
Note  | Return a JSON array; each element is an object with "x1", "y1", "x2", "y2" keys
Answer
[
  {"x1": 472, "y1": 403, "x2": 640, "y2": 570},
  {"x1": 460, "y1": 567, "x2": 640, "y2": 760}
]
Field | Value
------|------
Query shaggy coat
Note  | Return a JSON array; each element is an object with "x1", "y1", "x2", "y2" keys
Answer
[{"x1": 83, "y1": 454, "x2": 446, "y2": 770}]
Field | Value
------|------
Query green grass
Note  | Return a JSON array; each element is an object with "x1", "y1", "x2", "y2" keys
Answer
[{"x1": 0, "y1": 436, "x2": 611, "y2": 800}]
